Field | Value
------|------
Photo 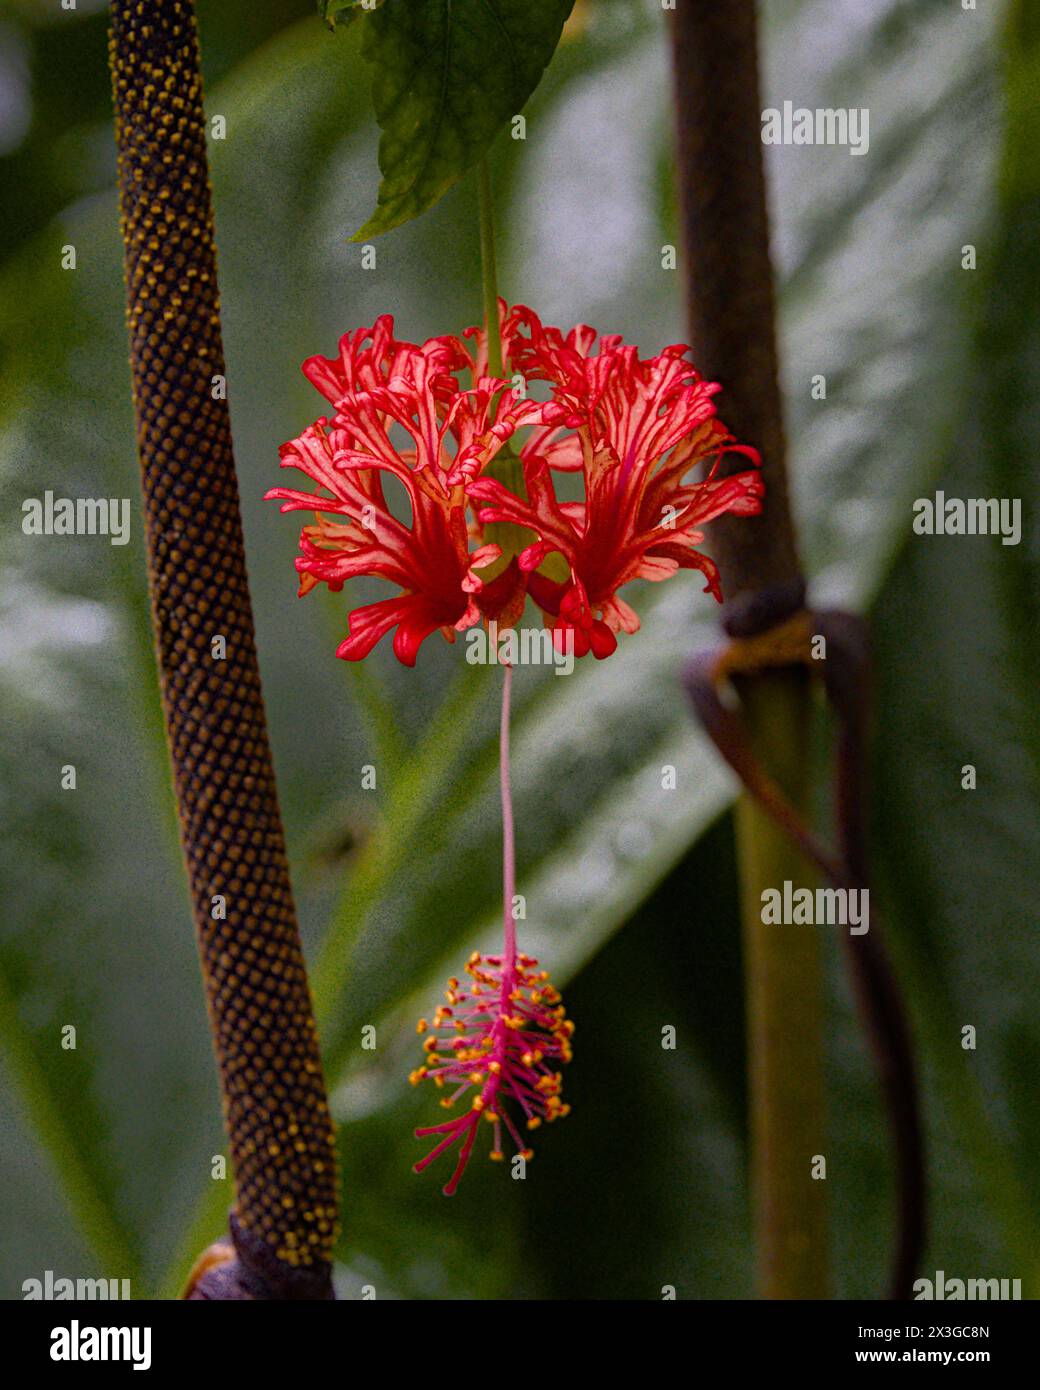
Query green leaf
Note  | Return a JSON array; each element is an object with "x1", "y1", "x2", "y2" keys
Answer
[{"x1": 351, "y1": 0, "x2": 575, "y2": 240}]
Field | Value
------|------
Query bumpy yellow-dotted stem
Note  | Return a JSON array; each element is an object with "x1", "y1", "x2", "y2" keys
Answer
[{"x1": 108, "y1": 0, "x2": 338, "y2": 1298}]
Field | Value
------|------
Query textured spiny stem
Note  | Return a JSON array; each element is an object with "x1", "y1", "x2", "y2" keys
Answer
[{"x1": 108, "y1": 0, "x2": 338, "y2": 1298}]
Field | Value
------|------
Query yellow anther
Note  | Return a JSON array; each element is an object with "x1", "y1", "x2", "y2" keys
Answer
[
  {"x1": 472, "y1": 1096, "x2": 485, "y2": 1112},
  {"x1": 416, "y1": 1018, "x2": 428, "y2": 1035}
]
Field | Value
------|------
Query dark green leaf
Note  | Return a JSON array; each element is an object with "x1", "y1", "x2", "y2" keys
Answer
[{"x1": 351, "y1": 0, "x2": 575, "y2": 239}]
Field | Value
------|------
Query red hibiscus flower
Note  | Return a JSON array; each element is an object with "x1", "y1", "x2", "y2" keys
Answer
[
  {"x1": 265, "y1": 317, "x2": 539, "y2": 665},
  {"x1": 468, "y1": 307, "x2": 764, "y2": 658},
  {"x1": 268, "y1": 305, "x2": 762, "y2": 665}
]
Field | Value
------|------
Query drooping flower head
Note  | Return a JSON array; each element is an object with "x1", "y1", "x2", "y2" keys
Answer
[
  {"x1": 267, "y1": 303, "x2": 763, "y2": 663},
  {"x1": 469, "y1": 306, "x2": 765, "y2": 658},
  {"x1": 411, "y1": 950, "x2": 573, "y2": 1195},
  {"x1": 265, "y1": 315, "x2": 539, "y2": 665}
]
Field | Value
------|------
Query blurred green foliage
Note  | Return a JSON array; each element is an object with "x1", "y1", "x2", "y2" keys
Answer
[{"x1": 0, "y1": 0, "x2": 1036, "y2": 1299}]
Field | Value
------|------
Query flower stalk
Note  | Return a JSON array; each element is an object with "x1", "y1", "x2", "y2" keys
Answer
[
  {"x1": 411, "y1": 664, "x2": 573, "y2": 1194},
  {"x1": 478, "y1": 158, "x2": 505, "y2": 381}
]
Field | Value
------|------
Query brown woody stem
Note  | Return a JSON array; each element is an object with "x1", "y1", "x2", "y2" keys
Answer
[
  {"x1": 670, "y1": 0, "x2": 924, "y2": 1299},
  {"x1": 669, "y1": 0, "x2": 825, "y2": 1298}
]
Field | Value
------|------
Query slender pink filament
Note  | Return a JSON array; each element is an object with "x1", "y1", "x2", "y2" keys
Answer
[{"x1": 499, "y1": 661, "x2": 516, "y2": 974}]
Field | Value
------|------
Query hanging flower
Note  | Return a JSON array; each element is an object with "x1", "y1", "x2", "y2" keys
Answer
[
  {"x1": 268, "y1": 306, "x2": 763, "y2": 664},
  {"x1": 468, "y1": 306, "x2": 765, "y2": 658},
  {"x1": 268, "y1": 309, "x2": 761, "y2": 1201},
  {"x1": 265, "y1": 317, "x2": 540, "y2": 665},
  {"x1": 411, "y1": 950, "x2": 573, "y2": 1196}
]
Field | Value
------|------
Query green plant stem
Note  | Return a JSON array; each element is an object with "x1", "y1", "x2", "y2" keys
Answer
[
  {"x1": 478, "y1": 156, "x2": 503, "y2": 378},
  {"x1": 669, "y1": 0, "x2": 832, "y2": 1296},
  {"x1": 476, "y1": 151, "x2": 527, "y2": 548},
  {"x1": 735, "y1": 670, "x2": 829, "y2": 1298}
]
